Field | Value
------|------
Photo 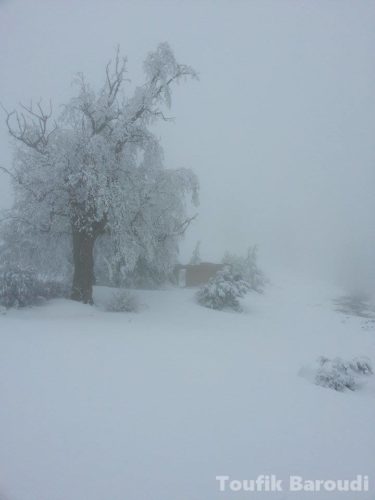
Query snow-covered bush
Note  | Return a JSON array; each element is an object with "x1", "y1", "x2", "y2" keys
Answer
[
  {"x1": 222, "y1": 245, "x2": 267, "y2": 292},
  {"x1": 0, "y1": 267, "x2": 69, "y2": 309},
  {"x1": 315, "y1": 356, "x2": 373, "y2": 392},
  {"x1": 348, "y1": 356, "x2": 373, "y2": 375},
  {"x1": 0, "y1": 268, "x2": 42, "y2": 308},
  {"x1": 196, "y1": 269, "x2": 250, "y2": 311},
  {"x1": 315, "y1": 358, "x2": 357, "y2": 392},
  {"x1": 106, "y1": 289, "x2": 140, "y2": 313}
]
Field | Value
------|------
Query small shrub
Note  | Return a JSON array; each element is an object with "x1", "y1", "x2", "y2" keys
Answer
[
  {"x1": 106, "y1": 289, "x2": 140, "y2": 312},
  {"x1": 196, "y1": 269, "x2": 250, "y2": 311},
  {"x1": 315, "y1": 362, "x2": 357, "y2": 392},
  {"x1": 349, "y1": 356, "x2": 373, "y2": 375},
  {"x1": 0, "y1": 267, "x2": 69, "y2": 309},
  {"x1": 314, "y1": 356, "x2": 373, "y2": 392},
  {"x1": 0, "y1": 267, "x2": 42, "y2": 308}
]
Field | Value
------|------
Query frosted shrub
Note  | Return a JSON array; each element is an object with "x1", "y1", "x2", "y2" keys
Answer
[
  {"x1": 315, "y1": 358, "x2": 357, "y2": 392},
  {"x1": 106, "y1": 289, "x2": 140, "y2": 313},
  {"x1": 0, "y1": 267, "x2": 69, "y2": 309},
  {"x1": 222, "y1": 245, "x2": 267, "y2": 293},
  {"x1": 0, "y1": 268, "x2": 42, "y2": 308},
  {"x1": 196, "y1": 269, "x2": 250, "y2": 311},
  {"x1": 349, "y1": 356, "x2": 373, "y2": 375},
  {"x1": 315, "y1": 356, "x2": 373, "y2": 392}
]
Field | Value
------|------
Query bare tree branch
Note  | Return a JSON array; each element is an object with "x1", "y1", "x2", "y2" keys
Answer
[
  {"x1": 1, "y1": 100, "x2": 56, "y2": 153},
  {"x1": 158, "y1": 213, "x2": 198, "y2": 242}
]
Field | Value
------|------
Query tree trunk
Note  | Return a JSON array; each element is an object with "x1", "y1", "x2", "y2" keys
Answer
[{"x1": 71, "y1": 229, "x2": 95, "y2": 304}]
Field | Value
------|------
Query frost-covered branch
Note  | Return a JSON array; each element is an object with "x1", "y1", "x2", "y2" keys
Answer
[{"x1": 1, "y1": 101, "x2": 56, "y2": 153}]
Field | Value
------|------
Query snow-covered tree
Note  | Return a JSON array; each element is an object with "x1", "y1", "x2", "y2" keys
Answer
[
  {"x1": 1, "y1": 44, "x2": 198, "y2": 304},
  {"x1": 189, "y1": 240, "x2": 201, "y2": 265},
  {"x1": 222, "y1": 245, "x2": 266, "y2": 292}
]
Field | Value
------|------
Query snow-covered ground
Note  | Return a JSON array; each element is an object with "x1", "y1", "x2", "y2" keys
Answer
[{"x1": 0, "y1": 275, "x2": 374, "y2": 500}]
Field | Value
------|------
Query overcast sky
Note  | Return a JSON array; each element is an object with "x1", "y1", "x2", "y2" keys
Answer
[{"x1": 1, "y1": 0, "x2": 375, "y2": 290}]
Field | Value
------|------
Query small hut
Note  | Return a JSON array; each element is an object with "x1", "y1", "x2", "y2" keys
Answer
[{"x1": 175, "y1": 262, "x2": 225, "y2": 287}]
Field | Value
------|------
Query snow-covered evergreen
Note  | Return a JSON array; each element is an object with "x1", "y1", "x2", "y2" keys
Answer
[
  {"x1": 189, "y1": 241, "x2": 201, "y2": 265},
  {"x1": 196, "y1": 268, "x2": 250, "y2": 311}
]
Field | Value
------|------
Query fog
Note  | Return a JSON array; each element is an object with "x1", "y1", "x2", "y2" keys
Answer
[{"x1": 1, "y1": 0, "x2": 374, "y2": 292}]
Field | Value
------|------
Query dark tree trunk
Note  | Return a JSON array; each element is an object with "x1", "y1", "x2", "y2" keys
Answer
[{"x1": 71, "y1": 229, "x2": 96, "y2": 304}]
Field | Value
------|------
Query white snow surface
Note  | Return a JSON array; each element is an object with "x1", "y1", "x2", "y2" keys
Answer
[{"x1": 0, "y1": 274, "x2": 374, "y2": 500}]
